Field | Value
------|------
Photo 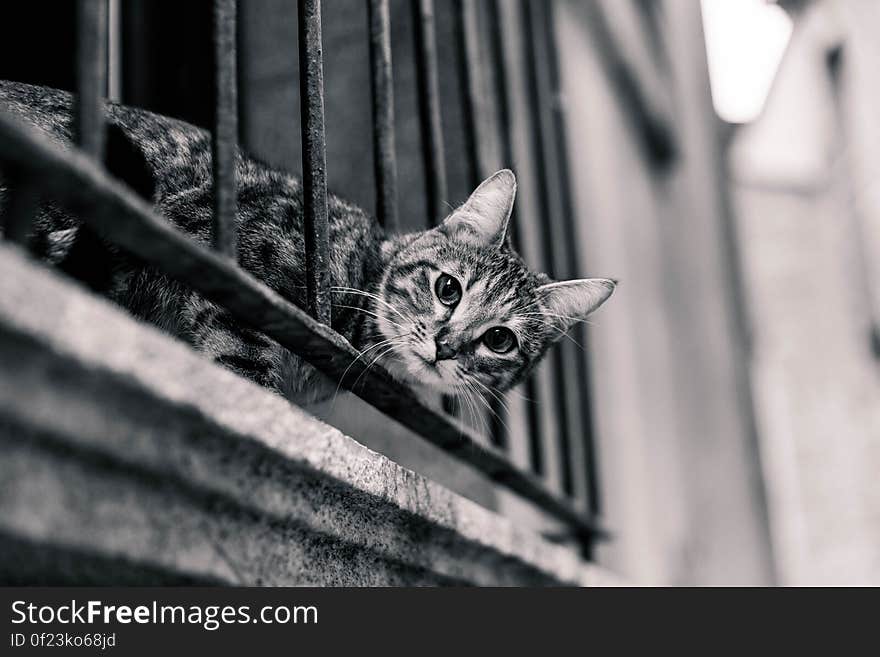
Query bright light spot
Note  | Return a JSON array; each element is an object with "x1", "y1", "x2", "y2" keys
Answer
[{"x1": 701, "y1": 0, "x2": 793, "y2": 124}]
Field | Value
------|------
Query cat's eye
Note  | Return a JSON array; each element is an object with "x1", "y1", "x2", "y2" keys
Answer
[
  {"x1": 435, "y1": 273, "x2": 462, "y2": 306},
  {"x1": 483, "y1": 327, "x2": 516, "y2": 354}
]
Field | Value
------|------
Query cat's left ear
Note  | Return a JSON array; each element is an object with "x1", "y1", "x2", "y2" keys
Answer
[
  {"x1": 441, "y1": 169, "x2": 515, "y2": 249},
  {"x1": 537, "y1": 278, "x2": 617, "y2": 331}
]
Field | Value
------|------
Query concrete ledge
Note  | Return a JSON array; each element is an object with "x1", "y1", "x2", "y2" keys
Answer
[{"x1": 0, "y1": 245, "x2": 617, "y2": 586}]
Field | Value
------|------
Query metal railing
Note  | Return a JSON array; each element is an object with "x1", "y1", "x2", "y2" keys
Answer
[{"x1": 0, "y1": 0, "x2": 614, "y2": 550}]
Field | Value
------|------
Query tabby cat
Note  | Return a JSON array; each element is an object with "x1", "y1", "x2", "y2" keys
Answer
[{"x1": 0, "y1": 81, "x2": 615, "y2": 403}]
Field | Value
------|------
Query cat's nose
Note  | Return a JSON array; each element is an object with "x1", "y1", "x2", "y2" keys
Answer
[{"x1": 434, "y1": 337, "x2": 457, "y2": 362}]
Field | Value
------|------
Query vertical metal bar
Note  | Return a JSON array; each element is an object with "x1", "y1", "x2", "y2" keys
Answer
[
  {"x1": 454, "y1": 0, "x2": 487, "y2": 188},
  {"x1": 522, "y1": 0, "x2": 578, "y2": 498},
  {"x1": 212, "y1": 0, "x2": 239, "y2": 259},
  {"x1": 76, "y1": 0, "x2": 108, "y2": 159},
  {"x1": 411, "y1": 0, "x2": 447, "y2": 227},
  {"x1": 489, "y1": 0, "x2": 544, "y2": 469},
  {"x1": 487, "y1": 0, "x2": 514, "y2": 190},
  {"x1": 107, "y1": 0, "x2": 122, "y2": 102},
  {"x1": 412, "y1": 0, "x2": 455, "y2": 416},
  {"x1": 367, "y1": 0, "x2": 399, "y2": 232},
  {"x1": 542, "y1": 0, "x2": 601, "y2": 514},
  {"x1": 298, "y1": 0, "x2": 332, "y2": 324},
  {"x1": 454, "y1": 0, "x2": 506, "y2": 447}
]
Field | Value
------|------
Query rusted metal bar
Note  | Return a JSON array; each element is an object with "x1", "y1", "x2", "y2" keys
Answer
[
  {"x1": 366, "y1": 0, "x2": 398, "y2": 232},
  {"x1": 542, "y1": 0, "x2": 601, "y2": 514},
  {"x1": 412, "y1": 0, "x2": 455, "y2": 416},
  {"x1": 76, "y1": 0, "x2": 108, "y2": 160},
  {"x1": 488, "y1": 0, "x2": 545, "y2": 463},
  {"x1": 212, "y1": 0, "x2": 239, "y2": 259},
  {"x1": 0, "y1": 109, "x2": 606, "y2": 544},
  {"x1": 411, "y1": 0, "x2": 447, "y2": 227},
  {"x1": 454, "y1": 0, "x2": 489, "y2": 188},
  {"x1": 487, "y1": 0, "x2": 513, "y2": 176},
  {"x1": 453, "y1": 0, "x2": 505, "y2": 447},
  {"x1": 107, "y1": 0, "x2": 122, "y2": 102},
  {"x1": 522, "y1": 0, "x2": 579, "y2": 499},
  {"x1": 298, "y1": 0, "x2": 332, "y2": 324}
]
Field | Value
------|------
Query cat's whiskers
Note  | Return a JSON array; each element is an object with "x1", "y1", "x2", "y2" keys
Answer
[
  {"x1": 452, "y1": 380, "x2": 483, "y2": 435},
  {"x1": 349, "y1": 342, "x2": 405, "y2": 392},
  {"x1": 460, "y1": 374, "x2": 511, "y2": 437},
  {"x1": 464, "y1": 392, "x2": 484, "y2": 435},
  {"x1": 520, "y1": 310, "x2": 597, "y2": 327},
  {"x1": 331, "y1": 333, "x2": 411, "y2": 408},
  {"x1": 450, "y1": 370, "x2": 489, "y2": 436},
  {"x1": 518, "y1": 312, "x2": 590, "y2": 352},
  {"x1": 465, "y1": 384, "x2": 496, "y2": 437},
  {"x1": 469, "y1": 376, "x2": 511, "y2": 414},
  {"x1": 331, "y1": 286, "x2": 410, "y2": 323},
  {"x1": 331, "y1": 302, "x2": 408, "y2": 331},
  {"x1": 500, "y1": 385, "x2": 534, "y2": 403},
  {"x1": 459, "y1": 384, "x2": 487, "y2": 435}
]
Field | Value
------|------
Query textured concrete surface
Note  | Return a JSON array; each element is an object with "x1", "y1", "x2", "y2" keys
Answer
[{"x1": 0, "y1": 244, "x2": 615, "y2": 586}]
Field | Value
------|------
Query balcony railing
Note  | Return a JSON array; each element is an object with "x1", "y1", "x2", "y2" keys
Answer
[{"x1": 0, "y1": 0, "x2": 618, "y2": 552}]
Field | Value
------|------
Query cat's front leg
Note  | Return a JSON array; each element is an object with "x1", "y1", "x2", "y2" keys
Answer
[
  {"x1": 183, "y1": 298, "x2": 284, "y2": 393},
  {"x1": 274, "y1": 348, "x2": 338, "y2": 406},
  {"x1": 183, "y1": 297, "x2": 338, "y2": 405}
]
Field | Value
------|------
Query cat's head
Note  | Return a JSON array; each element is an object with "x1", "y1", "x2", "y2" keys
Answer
[{"x1": 375, "y1": 169, "x2": 615, "y2": 394}]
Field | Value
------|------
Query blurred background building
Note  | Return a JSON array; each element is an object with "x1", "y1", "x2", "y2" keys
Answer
[
  {"x1": 1, "y1": 0, "x2": 877, "y2": 586},
  {"x1": 728, "y1": 0, "x2": 880, "y2": 585},
  {"x1": 553, "y1": 0, "x2": 880, "y2": 586}
]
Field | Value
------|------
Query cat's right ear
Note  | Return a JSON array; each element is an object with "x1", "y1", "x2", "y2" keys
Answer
[
  {"x1": 440, "y1": 169, "x2": 516, "y2": 249},
  {"x1": 537, "y1": 278, "x2": 617, "y2": 332}
]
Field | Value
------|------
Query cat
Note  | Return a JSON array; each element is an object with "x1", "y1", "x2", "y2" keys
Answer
[{"x1": 0, "y1": 80, "x2": 616, "y2": 405}]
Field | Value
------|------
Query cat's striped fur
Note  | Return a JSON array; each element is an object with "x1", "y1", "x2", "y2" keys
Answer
[{"x1": 0, "y1": 81, "x2": 615, "y2": 404}]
